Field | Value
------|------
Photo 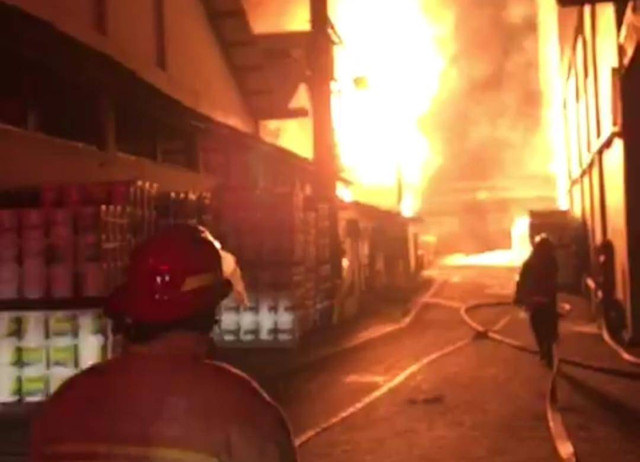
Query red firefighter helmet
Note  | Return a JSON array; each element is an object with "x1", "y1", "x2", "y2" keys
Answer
[{"x1": 106, "y1": 224, "x2": 228, "y2": 324}]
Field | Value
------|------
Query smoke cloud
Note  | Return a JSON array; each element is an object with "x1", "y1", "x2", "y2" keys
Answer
[{"x1": 420, "y1": 0, "x2": 552, "y2": 197}]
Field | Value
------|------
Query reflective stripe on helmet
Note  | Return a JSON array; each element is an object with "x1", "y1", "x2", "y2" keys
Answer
[
  {"x1": 42, "y1": 443, "x2": 220, "y2": 461},
  {"x1": 180, "y1": 273, "x2": 218, "y2": 292}
]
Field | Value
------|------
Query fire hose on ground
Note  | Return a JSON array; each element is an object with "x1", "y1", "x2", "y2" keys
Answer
[
  {"x1": 290, "y1": 290, "x2": 640, "y2": 455},
  {"x1": 459, "y1": 301, "x2": 640, "y2": 462}
]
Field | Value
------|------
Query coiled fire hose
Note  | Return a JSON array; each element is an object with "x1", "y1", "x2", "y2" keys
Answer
[{"x1": 460, "y1": 301, "x2": 640, "y2": 462}]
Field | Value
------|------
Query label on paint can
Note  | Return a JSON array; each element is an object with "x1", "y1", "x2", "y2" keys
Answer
[
  {"x1": 49, "y1": 264, "x2": 74, "y2": 299},
  {"x1": 0, "y1": 313, "x2": 20, "y2": 338},
  {"x1": 76, "y1": 233, "x2": 101, "y2": 264},
  {"x1": 22, "y1": 259, "x2": 46, "y2": 299},
  {"x1": 76, "y1": 207, "x2": 99, "y2": 233},
  {"x1": 21, "y1": 365, "x2": 47, "y2": 402},
  {"x1": 78, "y1": 334, "x2": 104, "y2": 369},
  {"x1": 47, "y1": 208, "x2": 73, "y2": 229},
  {"x1": 77, "y1": 312, "x2": 102, "y2": 337},
  {"x1": 21, "y1": 229, "x2": 46, "y2": 259},
  {"x1": 0, "y1": 338, "x2": 19, "y2": 365},
  {"x1": 20, "y1": 209, "x2": 45, "y2": 229},
  {"x1": 49, "y1": 366, "x2": 75, "y2": 394},
  {"x1": 48, "y1": 338, "x2": 77, "y2": 368},
  {"x1": 0, "y1": 365, "x2": 20, "y2": 403},
  {"x1": 47, "y1": 312, "x2": 76, "y2": 338},
  {"x1": 21, "y1": 313, "x2": 46, "y2": 345},
  {"x1": 80, "y1": 262, "x2": 106, "y2": 297},
  {"x1": 50, "y1": 224, "x2": 74, "y2": 263},
  {"x1": 20, "y1": 345, "x2": 46, "y2": 367},
  {"x1": 0, "y1": 210, "x2": 18, "y2": 231},
  {"x1": 0, "y1": 264, "x2": 19, "y2": 300},
  {"x1": 0, "y1": 232, "x2": 18, "y2": 261}
]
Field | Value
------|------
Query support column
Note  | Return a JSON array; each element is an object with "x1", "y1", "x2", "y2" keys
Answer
[
  {"x1": 310, "y1": 0, "x2": 336, "y2": 197},
  {"x1": 310, "y1": 0, "x2": 341, "y2": 317}
]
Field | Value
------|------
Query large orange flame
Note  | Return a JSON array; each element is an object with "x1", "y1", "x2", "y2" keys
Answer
[
  {"x1": 331, "y1": 0, "x2": 450, "y2": 215},
  {"x1": 442, "y1": 215, "x2": 532, "y2": 268},
  {"x1": 537, "y1": 0, "x2": 569, "y2": 210}
]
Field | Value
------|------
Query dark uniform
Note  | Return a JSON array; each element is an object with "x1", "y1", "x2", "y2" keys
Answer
[{"x1": 515, "y1": 235, "x2": 559, "y2": 369}]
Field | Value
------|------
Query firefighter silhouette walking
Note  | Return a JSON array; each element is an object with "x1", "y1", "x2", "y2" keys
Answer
[{"x1": 514, "y1": 234, "x2": 559, "y2": 369}]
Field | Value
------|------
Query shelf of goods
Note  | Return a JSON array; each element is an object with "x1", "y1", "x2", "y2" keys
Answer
[
  {"x1": 0, "y1": 181, "x2": 215, "y2": 406},
  {"x1": 213, "y1": 186, "x2": 309, "y2": 347}
]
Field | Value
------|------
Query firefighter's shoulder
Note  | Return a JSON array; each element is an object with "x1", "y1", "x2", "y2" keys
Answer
[
  {"x1": 204, "y1": 360, "x2": 276, "y2": 404},
  {"x1": 203, "y1": 361, "x2": 286, "y2": 423}
]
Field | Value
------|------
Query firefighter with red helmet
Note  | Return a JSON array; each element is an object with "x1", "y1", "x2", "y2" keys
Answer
[
  {"x1": 514, "y1": 234, "x2": 559, "y2": 369},
  {"x1": 30, "y1": 224, "x2": 298, "y2": 462}
]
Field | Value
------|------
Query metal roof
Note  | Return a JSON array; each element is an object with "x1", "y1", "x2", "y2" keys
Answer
[{"x1": 201, "y1": 0, "x2": 311, "y2": 121}]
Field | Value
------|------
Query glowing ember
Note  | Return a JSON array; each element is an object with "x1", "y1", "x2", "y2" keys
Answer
[
  {"x1": 442, "y1": 215, "x2": 532, "y2": 268},
  {"x1": 400, "y1": 195, "x2": 416, "y2": 218},
  {"x1": 336, "y1": 182, "x2": 354, "y2": 203},
  {"x1": 331, "y1": 0, "x2": 449, "y2": 212}
]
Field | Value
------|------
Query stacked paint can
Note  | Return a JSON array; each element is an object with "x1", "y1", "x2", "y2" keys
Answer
[
  {"x1": 0, "y1": 181, "x2": 160, "y2": 301},
  {"x1": 0, "y1": 309, "x2": 107, "y2": 403},
  {"x1": 0, "y1": 313, "x2": 21, "y2": 403},
  {"x1": 0, "y1": 210, "x2": 19, "y2": 300},
  {"x1": 156, "y1": 190, "x2": 214, "y2": 230},
  {"x1": 0, "y1": 181, "x2": 153, "y2": 403}
]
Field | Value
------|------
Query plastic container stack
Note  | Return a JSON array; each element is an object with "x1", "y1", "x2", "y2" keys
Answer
[{"x1": 215, "y1": 185, "x2": 307, "y2": 346}]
